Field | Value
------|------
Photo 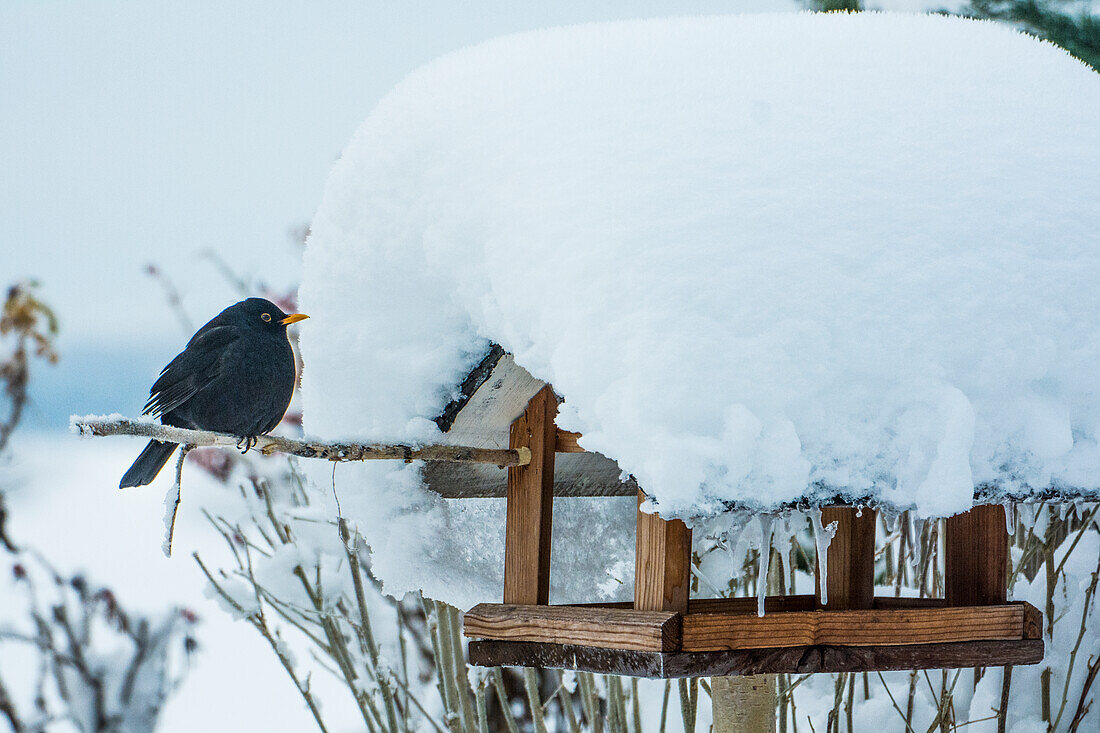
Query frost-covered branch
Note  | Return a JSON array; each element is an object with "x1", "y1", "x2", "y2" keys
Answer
[{"x1": 71, "y1": 415, "x2": 531, "y2": 467}]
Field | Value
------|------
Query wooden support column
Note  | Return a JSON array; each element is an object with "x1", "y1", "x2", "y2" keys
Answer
[
  {"x1": 504, "y1": 386, "x2": 558, "y2": 605},
  {"x1": 816, "y1": 507, "x2": 877, "y2": 610},
  {"x1": 945, "y1": 504, "x2": 1008, "y2": 606},
  {"x1": 712, "y1": 676, "x2": 777, "y2": 733},
  {"x1": 634, "y1": 491, "x2": 692, "y2": 613}
]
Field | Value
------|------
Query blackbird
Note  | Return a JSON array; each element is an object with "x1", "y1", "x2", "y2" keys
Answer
[{"x1": 119, "y1": 298, "x2": 308, "y2": 488}]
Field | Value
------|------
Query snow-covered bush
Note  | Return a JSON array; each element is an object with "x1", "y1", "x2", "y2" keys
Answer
[
  {"x1": 0, "y1": 552, "x2": 197, "y2": 733},
  {"x1": 0, "y1": 282, "x2": 195, "y2": 733}
]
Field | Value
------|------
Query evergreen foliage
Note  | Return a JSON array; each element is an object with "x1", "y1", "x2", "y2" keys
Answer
[{"x1": 960, "y1": 0, "x2": 1100, "y2": 70}]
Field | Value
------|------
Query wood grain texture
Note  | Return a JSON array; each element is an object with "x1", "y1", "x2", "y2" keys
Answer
[
  {"x1": 946, "y1": 504, "x2": 1009, "y2": 606},
  {"x1": 681, "y1": 603, "x2": 1039, "y2": 651},
  {"x1": 555, "y1": 429, "x2": 585, "y2": 453},
  {"x1": 1022, "y1": 602, "x2": 1043, "y2": 639},
  {"x1": 816, "y1": 507, "x2": 877, "y2": 610},
  {"x1": 463, "y1": 603, "x2": 681, "y2": 652},
  {"x1": 634, "y1": 490, "x2": 692, "y2": 613},
  {"x1": 503, "y1": 386, "x2": 558, "y2": 605},
  {"x1": 468, "y1": 639, "x2": 1045, "y2": 678}
]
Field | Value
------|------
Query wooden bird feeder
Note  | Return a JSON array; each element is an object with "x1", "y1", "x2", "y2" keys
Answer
[{"x1": 430, "y1": 348, "x2": 1045, "y2": 678}]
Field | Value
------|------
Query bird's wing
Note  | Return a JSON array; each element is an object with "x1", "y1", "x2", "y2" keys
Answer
[{"x1": 142, "y1": 325, "x2": 237, "y2": 418}]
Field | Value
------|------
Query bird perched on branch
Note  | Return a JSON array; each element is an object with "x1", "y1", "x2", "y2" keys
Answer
[{"x1": 119, "y1": 298, "x2": 308, "y2": 488}]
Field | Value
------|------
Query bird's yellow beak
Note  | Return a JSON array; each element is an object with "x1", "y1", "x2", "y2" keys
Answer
[{"x1": 280, "y1": 313, "x2": 310, "y2": 325}]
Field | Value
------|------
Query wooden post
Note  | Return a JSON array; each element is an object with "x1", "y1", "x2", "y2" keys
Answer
[
  {"x1": 945, "y1": 504, "x2": 1008, "y2": 606},
  {"x1": 503, "y1": 386, "x2": 558, "y2": 605},
  {"x1": 816, "y1": 507, "x2": 877, "y2": 609},
  {"x1": 712, "y1": 676, "x2": 777, "y2": 733},
  {"x1": 634, "y1": 490, "x2": 692, "y2": 613}
]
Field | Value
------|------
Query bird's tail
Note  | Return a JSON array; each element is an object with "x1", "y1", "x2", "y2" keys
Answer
[{"x1": 119, "y1": 440, "x2": 177, "y2": 488}]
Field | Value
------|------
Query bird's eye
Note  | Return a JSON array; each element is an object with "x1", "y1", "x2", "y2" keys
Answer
[{"x1": 261, "y1": 313, "x2": 271, "y2": 322}]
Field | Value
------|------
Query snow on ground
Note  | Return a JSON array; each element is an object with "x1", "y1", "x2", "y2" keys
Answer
[
  {"x1": 299, "y1": 12, "x2": 1100, "y2": 604},
  {"x1": 0, "y1": 433, "x2": 360, "y2": 732}
]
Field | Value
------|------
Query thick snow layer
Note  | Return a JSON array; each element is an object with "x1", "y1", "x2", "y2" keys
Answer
[{"x1": 300, "y1": 12, "x2": 1100, "y2": 600}]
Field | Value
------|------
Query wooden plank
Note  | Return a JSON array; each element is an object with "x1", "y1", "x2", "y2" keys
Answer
[
  {"x1": 463, "y1": 603, "x2": 681, "y2": 652},
  {"x1": 555, "y1": 429, "x2": 585, "y2": 453},
  {"x1": 434, "y1": 344, "x2": 506, "y2": 432},
  {"x1": 817, "y1": 507, "x2": 876, "y2": 610},
  {"x1": 634, "y1": 490, "x2": 692, "y2": 614},
  {"x1": 1022, "y1": 602, "x2": 1043, "y2": 639},
  {"x1": 574, "y1": 595, "x2": 944, "y2": 613},
  {"x1": 503, "y1": 386, "x2": 558, "y2": 605},
  {"x1": 946, "y1": 504, "x2": 1008, "y2": 606},
  {"x1": 468, "y1": 639, "x2": 1045, "y2": 678},
  {"x1": 682, "y1": 603, "x2": 1037, "y2": 651}
]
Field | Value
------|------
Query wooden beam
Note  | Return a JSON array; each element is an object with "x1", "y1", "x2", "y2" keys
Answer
[
  {"x1": 463, "y1": 603, "x2": 681, "y2": 652},
  {"x1": 468, "y1": 638, "x2": 1045, "y2": 678},
  {"x1": 555, "y1": 429, "x2": 585, "y2": 453},
  {"x1": 946, "y1": 504, "x2": 1009, "y2": 606},
  {"x1": 634, "y1": 490, "x2": 692, "y2": 613},
  {"x1": 503, "y1": 385, "x2": 558, "y2": 605},
  {"x1": 681, "y1": 603, "x2": 1038, "y2": 652},
  {"x1": 816, "y1": 507, "x2": 876, "y2": 610}
]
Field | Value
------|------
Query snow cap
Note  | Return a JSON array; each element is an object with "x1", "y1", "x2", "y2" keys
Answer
[{"x1": 300, "y1": 12, "x2": 1100, "y2": 604}]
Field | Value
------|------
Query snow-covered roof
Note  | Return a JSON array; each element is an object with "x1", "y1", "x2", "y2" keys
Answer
[{"x1": 299, "y1": 12, "x2": 1100, "y2": 604}]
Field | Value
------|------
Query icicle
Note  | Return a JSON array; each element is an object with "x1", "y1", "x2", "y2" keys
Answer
[
  {"x1": 756, "y1": 515, "x2": 776, "y2": 617},
  {"x1": 856, "y1": 504, "x2": 863, "y2": 518},
  {"x1": 1058, "y1": 502, "x2": 1070, "y2": 521},
  {"x1": 1031, "y1": 503, "x2": 1049, "y2": 539},
  {"x1": 908, "y1": 515, "x2": 924, "y2": 575},
  {"x1": 720, "y1": 511, "x2": 755, "y2": 598},
  {"x1": 882, "y1": 506, "x2": 899, "y2": 534},
  {"x1": 810, "y1": 509, "x2": 837, "y2": 607},
  {"x1": 1003, "y1": 500, "x2": 1016, "y2": 537},
  {"x1": 1020, "y1": 502, "x2": 1037, "y2": 528}
]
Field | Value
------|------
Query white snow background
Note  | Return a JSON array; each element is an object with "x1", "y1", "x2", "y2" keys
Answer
[{"x1": 300, "y1": 12, "x2": 1100, "y2": 607}]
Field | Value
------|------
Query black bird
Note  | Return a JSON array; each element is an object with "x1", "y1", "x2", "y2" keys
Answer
[{"x1": 119, "y1": 298, "x2": 308, "y2": 488}]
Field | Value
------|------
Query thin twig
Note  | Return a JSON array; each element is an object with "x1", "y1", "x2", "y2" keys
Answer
[
  {"x1": 193, "y1": 553, "x2": 329, "y2": 733},
  {"x1": 162, "y1": 445, "x2": 193, "y2": 557},
  {"x1": 1069, "y1": 656, "x2": 1099, "y2": 732}
]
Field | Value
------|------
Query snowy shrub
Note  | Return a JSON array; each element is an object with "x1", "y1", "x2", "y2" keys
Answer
[
  {"x1": 0, "y1": 280, "x2": 195, "y2": 733},
  {"x1": 0, "y1": 552, "x2": 196, "y2": 733}
]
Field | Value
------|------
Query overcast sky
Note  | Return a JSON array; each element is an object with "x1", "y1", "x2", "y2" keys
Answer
[{"x1": 2, "y1": 0, "x2": 797, "y2": 427}]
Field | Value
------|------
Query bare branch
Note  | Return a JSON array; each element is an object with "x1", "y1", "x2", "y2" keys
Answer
[{"x1": 71, "y1": 416, "x2": 531, "y2": 468}]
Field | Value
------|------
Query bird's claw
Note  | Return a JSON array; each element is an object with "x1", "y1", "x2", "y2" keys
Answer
[{"x1": 236, "y1": 435, "x2": 258, "y2": 454}]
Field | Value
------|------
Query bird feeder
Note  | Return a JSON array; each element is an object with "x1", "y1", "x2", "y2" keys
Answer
[{"x1": 426, "y1": 348, "x2": 1045, "y2": 678}]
